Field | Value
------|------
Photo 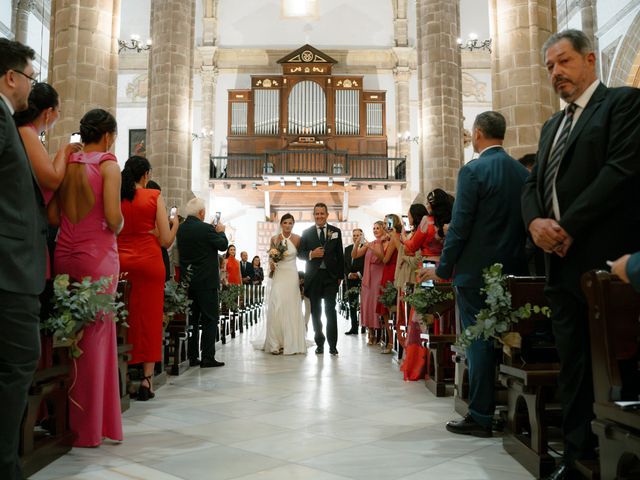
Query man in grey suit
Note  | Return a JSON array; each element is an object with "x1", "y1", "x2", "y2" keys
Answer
[
  {"x1": 420, "y1": 111, "x2": 529, "y2": 437},
  {"x1": 0, "y1": 39, "x2": 46, "y2": 479}
]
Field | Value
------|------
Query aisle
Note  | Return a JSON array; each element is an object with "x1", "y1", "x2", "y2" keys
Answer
[{"x1": 33, "y1": 315, "x2": 533, "y2": 480}]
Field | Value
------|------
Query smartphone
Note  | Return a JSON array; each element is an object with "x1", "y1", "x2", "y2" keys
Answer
[
  {"x1": 69, "y1": 133, "x2": 82, "y2": 143},
  {"x1": 169, "y1": 206, "x2": 177, "y2": 219},
  {"x1": 421, "y1": 261, "x2": 436, "y2": 288},
  {"x1": 385, "y1": 216, "x2": 393, "y2": 231},
  {"x1": 213, "y1": 211, "x2": 221, "y2": 226},
  {"x1": 402, "y1": 215, "x2": 411, "y2": 231}
]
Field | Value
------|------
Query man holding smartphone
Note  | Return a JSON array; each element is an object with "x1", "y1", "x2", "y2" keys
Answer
[{"x1": 419, "y1": 111, "x2": 528, "y2": 438}]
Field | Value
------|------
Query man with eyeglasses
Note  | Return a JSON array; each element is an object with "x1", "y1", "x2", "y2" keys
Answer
[{"x1": 0, "y1": 38, "x2": 46, "y2": 480}]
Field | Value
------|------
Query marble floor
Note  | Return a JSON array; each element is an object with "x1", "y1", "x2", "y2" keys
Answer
[{"x1": 32, "y1": 316, "x2": 535, "y2": 480}]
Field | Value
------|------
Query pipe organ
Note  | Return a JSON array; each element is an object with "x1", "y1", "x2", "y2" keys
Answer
[{"x1": 227, "y1": 45, "x2": 387, "y2": 158}]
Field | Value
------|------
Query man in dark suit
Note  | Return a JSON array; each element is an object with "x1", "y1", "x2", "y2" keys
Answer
[
  {"x1": 522, "y1": 29, "x2": 640, "y2": 479},
  {"x1": 343, "y1": 228, "x2": 365, "y2": 335},
  {"x1": 239, "y1": 251, "x2": 254, "y2": 285},
  {"x1": 0, "y1": 40, "x2": 45, "y2": 480},
  {"x1": 298, "y1": 202, "x2": 345, "y2": 355},
  {"x1": 177, "y1": 197, "x2": 229, "y2": 368},
  {"x1": 421, "y1": 111, "x2": 529, "y2": 438}
]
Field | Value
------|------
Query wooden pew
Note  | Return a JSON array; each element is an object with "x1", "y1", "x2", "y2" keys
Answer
[
  {"x1": 499, "y1": 276, "x2": 561, "y2": 479},
  {"x1": 116, "y1": 280, "x2": 132, "y2": 412},
  {"x1": 419, "y1": 284, "x2": 456, "y2": 397},
  {"x1": 20, "y1": 282, "x2": 73, "y2": 478},
  {"x1": 582, "y1": 270, "x2": 640, "y2": 480},
  {"x1": 164, "y1": 312, "x2": 190, "y2": 376}
]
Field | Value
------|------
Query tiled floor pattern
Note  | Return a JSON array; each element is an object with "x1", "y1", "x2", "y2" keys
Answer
[{"x1": 32, "y1": 315, "x2": 534, "y2": 479}]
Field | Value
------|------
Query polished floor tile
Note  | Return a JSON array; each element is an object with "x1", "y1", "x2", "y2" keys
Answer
[{"x1": 32, "y1": 314, "x2": 534, "y2": 479}]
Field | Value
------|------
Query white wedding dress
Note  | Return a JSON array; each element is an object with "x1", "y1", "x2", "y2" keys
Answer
[{"x1": 253, "y1": 236, "x2": 310, "y2": 355}]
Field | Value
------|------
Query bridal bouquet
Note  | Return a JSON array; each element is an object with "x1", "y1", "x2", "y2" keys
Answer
[{"x1": 268, "y1": 238, "x2": 288, "y2": 278}]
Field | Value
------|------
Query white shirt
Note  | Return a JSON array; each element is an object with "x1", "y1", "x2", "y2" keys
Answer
[
  {"x1": 0, "y1": 93, "x2": 15, "y2": 115},
  {"x1": 478, "y1": 144, "x2": 502, "y2": 157},
  {"x1": 550, "y1": 79, "x2": 601, "y2": 219}
]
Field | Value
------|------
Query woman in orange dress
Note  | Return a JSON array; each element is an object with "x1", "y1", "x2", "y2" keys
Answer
[
  {"x1": 118, "y1": 156, "x2": 178, "y2": 400},
  {"x1": 225, "y1": 245, "x2": 242, "y2": 285}
]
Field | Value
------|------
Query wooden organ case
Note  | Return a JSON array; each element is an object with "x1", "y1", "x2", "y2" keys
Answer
[{"x1": 226, "y1": 45, "x2": 388, "y2": 176}]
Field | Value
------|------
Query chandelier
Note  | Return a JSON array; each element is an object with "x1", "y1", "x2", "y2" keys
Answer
[
  {"x1": 118, "y1": 34, "x2": 152, "y2": 54},
  {"x1": 457, "y1": 33, "x2": 492, "y2": 54}
]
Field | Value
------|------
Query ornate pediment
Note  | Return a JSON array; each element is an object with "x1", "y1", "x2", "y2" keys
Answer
[{"x1": 277, "y1": 44, "x2": 337, "y2": 65}]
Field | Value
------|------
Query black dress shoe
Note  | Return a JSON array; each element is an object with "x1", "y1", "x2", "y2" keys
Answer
[
  {"x1": 360, "y1": 326, "x2": 366, "y2": 334},
  {"x1": 189, "y1": 358, "x2": 201, "y2": 367},
  {"x1": 344, "y1": 329, "x2": 358, "y2": 335},
  {"x1": 445, "y1": 414, "x2": 492, "y2": 438},
  {"x1": 329, "y1": 348, "x2": 339, "y2": 356},
  {"x1": 200, "y1": 359, "x2": 225, "y2": 368},
  {"x1": 315, "y1": 347, "x2": 324, "y2": 354},
  {"x1": 544, "y1": 463, "x2": 567, "y2": 480}
]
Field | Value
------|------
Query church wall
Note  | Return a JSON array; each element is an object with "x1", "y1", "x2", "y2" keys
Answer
[{"x1": 217, "y1": 0, "x2": 395, "y2": 48}]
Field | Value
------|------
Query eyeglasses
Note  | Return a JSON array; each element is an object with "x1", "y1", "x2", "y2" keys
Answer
[{"x1": 13, "y1": 69, "x2": 38, "y2": 86}]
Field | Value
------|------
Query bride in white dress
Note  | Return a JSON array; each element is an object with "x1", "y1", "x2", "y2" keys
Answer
[{"x1": 254, "y1": 213, "x2": 309, "y2": 355}]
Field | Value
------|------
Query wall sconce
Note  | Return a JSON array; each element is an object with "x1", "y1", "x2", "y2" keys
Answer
[
  {"x1": 312, "y1": 177, "x2": 317, "y2": 187},
  {"x1": 263, "y1": 178, "x2": 269, "y2": 186},
  {"x1": 327, "y1": 177, "x2": 334, "y2": 187},
  {"x1": 457, "y1": 33, "x2": 492, "y2": 53},
  {"x1": 279, "y1": 177, "x2": 285, "y2": 186},
  {"x1": 344, "y1": 178, "x2": 349, "y2": 187},
  {"x1": 397, "y1": 131, "x2": 419, "y2": 144},
  {"x1": 192, "y1": 128, "x2": 213, "y2": 141},
  {"x1": 296, "y1": 177, "x2": 301, "y2": 187},
  {"x1": 118, "y1": 34, "x2": 152, "y2": 54}
]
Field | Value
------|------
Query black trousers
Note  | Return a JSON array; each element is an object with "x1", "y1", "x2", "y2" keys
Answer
[
  {"x1": 0, "y1": 290, "x2": 41, "y2": 480},
  {"x1": 188, "y1": 288, "x2": 219, "y2": 362},
  {"x1": 545, "y1": 285, "x2": 597, "y2": 467},
  {"x1": 308, "y1": 270, "x2": 339, "y2": 349},
  {"x1": 346, "y1": 279, "x2": 360, "y2": 331}
]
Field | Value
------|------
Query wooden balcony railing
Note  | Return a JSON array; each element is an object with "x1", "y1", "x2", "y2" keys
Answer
[{"x1": 210, "y1": 151, "x2": 406, "y2": 181}]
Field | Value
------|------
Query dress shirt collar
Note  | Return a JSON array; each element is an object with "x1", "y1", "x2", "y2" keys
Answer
[
  {"x1": 571, "y1": 79, "x2": 600, "y2": 112},
  {"x1": 0, "y1": 93, "x2": 15, "y2": 115},
  {"x1": 478, "y1": 144, "x2": 502, "y2": 157}
]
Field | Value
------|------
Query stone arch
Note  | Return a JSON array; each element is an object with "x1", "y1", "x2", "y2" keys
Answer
[{"x1": 608, "y1": 10, "x2": 640, "y2": 87}]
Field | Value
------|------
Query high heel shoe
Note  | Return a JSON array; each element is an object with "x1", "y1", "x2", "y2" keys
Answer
[{"x1": 137, "y1": 375, "x2": 155, "y2": 401}]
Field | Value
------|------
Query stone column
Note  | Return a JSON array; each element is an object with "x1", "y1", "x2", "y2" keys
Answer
[
  {"x1": 147, "y1": 0, "x2": 196, "y2": 209},
  {"x1": 393, "y1": 65, "x2": 411, "y2": 160},
  {"x1": 579, "y1": 0, "x2": 598, "y2": 58},
  {"x1": 393, "y1": 0, "x2": 409, "y2": 48},
  {"x1": 15, "y1": 0, "x2": 35, "y2": 45},
  {"x1": 48, "y1": 0, "x2": 120, "y2": 155},
  {"x1": 199, "y1": 64, "x2": 217, "y2": 195},
  {"x1": 489, "y1": 0, "x2": 558, "y2": 159},
  {"x1": 416, "y1": 0, "x2": 464, "y2": 194}
]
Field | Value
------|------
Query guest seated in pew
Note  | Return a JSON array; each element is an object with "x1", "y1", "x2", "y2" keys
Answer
[
  {"x1": 52, "y1": 108, "x2": 124, "y2": 447},
  {"x1": 420, "y1": 110, "x2": 529, "y2": 438},
  {"x1": 176, "y1": 198, "x2": 228, "y2": 368},
  {"x1": 521, "y1": 30, "x2": 640, "y2": 480}
]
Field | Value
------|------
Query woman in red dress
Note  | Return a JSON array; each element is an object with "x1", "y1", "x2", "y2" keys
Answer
[
  {"x1": 377, "y1": 214, "x2": 401, "y2": 354},
  {"x1": 225, "y1": 245, "x2": 242, "y2": 285},
  {"x1": 118, "y1": 156, "x2": 178, "y2": 400}
]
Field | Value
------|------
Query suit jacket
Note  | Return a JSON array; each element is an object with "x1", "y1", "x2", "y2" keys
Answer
[
  {"x1": 522, "y1": 84, "x2": 640, "y2": 295},
  {"x1": 344, "y1": 244, "x2": 365, "y2": 288},
  {"x1": 240, "y1": 260, "x2": 254, "y2": 281},
  {"x1": 0, "y1": 97, "x2": 46, "y2": 295},
  {"x1": 626, "y1": 252, "x2": 640, "y2": 293},
  {"x1": 176, "y1": 215, "x2": 229, "y2": 291},
  {"x1": 437, "y1": 147, "x2": 529, "y2": 288},
  {"x1": 298, "y1": 223, "x2": 344, "y2": 294}
]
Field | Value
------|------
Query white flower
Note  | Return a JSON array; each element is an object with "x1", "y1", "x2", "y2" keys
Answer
[{"x1": 330, "y1": 232, "x2": 338, "y2": 240}]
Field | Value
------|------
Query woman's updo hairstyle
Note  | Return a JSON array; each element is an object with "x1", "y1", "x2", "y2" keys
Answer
[
  {"x1": 280, "y1": 213, "x2": 295, "y2": 224},
  {"x1": 79, "y1": 108, "x2": 117, "y2": 144},
  {"x1": 121, "y1": 155, "x2": 151, "y2": 202},
  {"x1": 14, "y1": 82, "x2": 59, "y2": 127}
]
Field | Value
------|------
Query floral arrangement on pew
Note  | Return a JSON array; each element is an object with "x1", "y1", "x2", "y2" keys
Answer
[
  {"x1": 455, "y1": 263, "x2": 551, "y2": 356},
  {"x1": 220, "y1": 284, "x2": 243, "y2": 312},
  {"x1": 163, "y1": 268, "x2": 192, "y2": 328},
  {"x1": 42, "y1": 274, "x2": 128, "y2": 358},
  {"x1": 345, "y1": 286, "x2": 361, "y2": 309},
  {"x1": 378, "y1": 281, "x2": 398, "y2": 311},
  {"x1": 404, "y1": 283, "x2": 454, "y2": 332}
]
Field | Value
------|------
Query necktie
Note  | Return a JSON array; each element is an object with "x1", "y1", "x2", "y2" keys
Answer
[
  {"x1": 319, "y1": 227, "x2": 326, "y2": 244},
  {"x1": 543, "y1": 103, "x2": 577, "y2": 218}
]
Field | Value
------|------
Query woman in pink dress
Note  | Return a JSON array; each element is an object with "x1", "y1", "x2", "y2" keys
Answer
[
  {"x1": 352, "y1": 221, "x2": 385, "y2": 345},
  {"x1": 51, "y1": 109, "x2": 124, "y2": 447}
]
